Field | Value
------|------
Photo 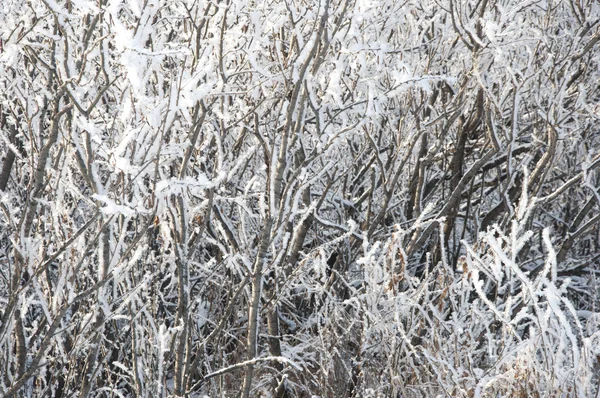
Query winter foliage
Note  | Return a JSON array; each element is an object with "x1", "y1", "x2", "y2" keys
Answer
[{"x1": 0, "y1": 0, "x2": 599, "y2": 396}]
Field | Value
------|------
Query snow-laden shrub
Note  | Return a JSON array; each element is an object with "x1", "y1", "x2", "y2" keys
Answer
[{"x1": 316, "y1": 195, "x2": 600, "y2": 397}]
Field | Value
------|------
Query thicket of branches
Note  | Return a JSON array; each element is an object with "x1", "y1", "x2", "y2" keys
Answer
[{"x1": 1, "y1": 0, "x2": 599, "y2": 396}]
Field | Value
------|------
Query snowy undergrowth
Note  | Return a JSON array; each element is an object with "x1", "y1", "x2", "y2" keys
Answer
[{"x1": 334, "y1": 200, "x2": 600, "y2": 397}]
